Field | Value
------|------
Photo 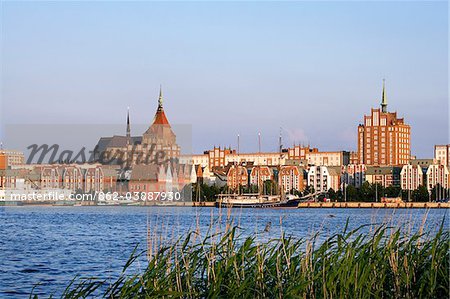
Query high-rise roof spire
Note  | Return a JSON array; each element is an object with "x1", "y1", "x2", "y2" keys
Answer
[
  {"x1": 158, "y1": 85, "x2": 163, "y2": 111},
  {"x1": 381, "y1": 79, "x2": 387, "y2": 113}
]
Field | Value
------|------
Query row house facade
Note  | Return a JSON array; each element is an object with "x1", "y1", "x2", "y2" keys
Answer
[
  {"x1": 0, "y1": 164, "x2": 117, "y2": 193},
  {"x1": 0, "y1": 169, "x2": 23, "y2": 189},
  {"x1": 8, "y1": 164, "x2": 117, "y2": 193},
  {"x1": 225, "y1": 164, "x2": 305, "y2": 193}
]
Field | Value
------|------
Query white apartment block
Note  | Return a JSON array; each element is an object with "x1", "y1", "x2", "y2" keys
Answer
[
  {"x1": 426, "y1": 164, "x2": 449, "y2": 192},
  {"x1": 400, "y1": 164, "x2": 423, "y2": 190},
  {"x1": 308, "y1": 166, "x2": 341, "y2": 193},
  {"x1": 279, "y1": 165, "x2": 303, "y2": 192}
]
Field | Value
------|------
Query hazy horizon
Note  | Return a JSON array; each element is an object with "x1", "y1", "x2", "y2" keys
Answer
[{"x1": 1, "y1": 1, "x2": 448, "y2": 158}]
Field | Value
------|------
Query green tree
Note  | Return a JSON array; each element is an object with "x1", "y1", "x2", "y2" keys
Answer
[
  {"x1": 359, "y1": 182, "x2": 375, "y2": 202},
  {"x1": 263, "y1": 180, "x2": 276, "y2": 195},
  {"x1": 192, "y1": 183, "x2": 222, "y2": 202},
  {"x1": 430, "y1": 184, "x2": 448, "y2": 201},
  {"x1": 328, "y1": 188, "x2": 337, "y2": 201},
  {"x1": 346, "y1": 185, "x2": 358, "y2": 201},
  {"x1": 336, "y1": 189, "x2": 343, "y2": 201},
  {"x1": 384, "y1": 186, "x2": 401, "y2": 198},
  {"x1": 412, "y1": 185, "x2": 429, "y2": 202}
]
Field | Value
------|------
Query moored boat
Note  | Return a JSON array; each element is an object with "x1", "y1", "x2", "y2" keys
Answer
[{"x1": 215, "y1": 193, "x2": 301, "y2": 208}]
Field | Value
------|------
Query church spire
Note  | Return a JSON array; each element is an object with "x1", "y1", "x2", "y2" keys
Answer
[
  {"x1": 126, "y1": 106, "x2": 131, "y2": 139},
  {"x1": 151, "y1": 86, "x2": 170, "y2": 125},
  {"x1": 381, "y1": 79, "x2": 387, "y2": 113},
  {"x1": 158, "y1": 85, "x2": 163, "y2": 111}
]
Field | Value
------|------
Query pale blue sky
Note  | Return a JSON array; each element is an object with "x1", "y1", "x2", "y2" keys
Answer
[{"x1": 1, "y1": 1, "x2": 448, "y2": 157}]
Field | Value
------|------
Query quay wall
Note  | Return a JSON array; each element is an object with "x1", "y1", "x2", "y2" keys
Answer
[{"x1": 297, "y1": 202, "x2": 449, "y2": 209}]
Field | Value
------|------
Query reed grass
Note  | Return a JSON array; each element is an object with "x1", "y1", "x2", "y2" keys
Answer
[{"x1": 38, "y1": 216, "x2": 449, "y2": 299}]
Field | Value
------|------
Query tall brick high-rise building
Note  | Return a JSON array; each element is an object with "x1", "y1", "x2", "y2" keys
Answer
[{"x1": 357, "y1": 81, "x2": 411, "y2": 166}]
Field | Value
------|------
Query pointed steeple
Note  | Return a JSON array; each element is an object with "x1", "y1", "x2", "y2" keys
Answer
[
  {"x1": 381, "y1": 79, "x2": 387, "y2": 113},
  {"x1": 126, "y1": 106, "x2": 131, "y2": 139},
  {"x1": 158, "y1": 85, "x2": 163, "y2": 111},
  {"x1": 152, "y1": 86, "x2": 170, "y2": 125}
]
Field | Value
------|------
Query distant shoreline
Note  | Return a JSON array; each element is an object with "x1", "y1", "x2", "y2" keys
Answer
[{"x1": 1, "y1": 201, "x2": 449, "y2": 209}]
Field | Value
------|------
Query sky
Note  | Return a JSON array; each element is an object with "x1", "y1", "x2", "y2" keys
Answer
[{"x1": 1, "y1": 1, "x2": 448, "y2": 157}]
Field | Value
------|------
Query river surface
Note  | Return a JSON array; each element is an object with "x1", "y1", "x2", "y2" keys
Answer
[{"x1": 0, "y1": 206, "x2": 448, "y2": 298}]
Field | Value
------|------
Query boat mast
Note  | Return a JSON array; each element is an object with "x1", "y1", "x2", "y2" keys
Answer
[
  {"x1": 258, "y1": 132, "x2": 261, "y2": 195},
  {"x1": 237, "y1": 134, "x2": 240, "y2": 195},
  {"x1": 279, "y1": 128, "x2": 284, "y2": 199}
]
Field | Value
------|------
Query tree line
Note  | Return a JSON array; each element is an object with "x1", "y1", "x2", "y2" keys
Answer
[{"x1": 191, "y1": 181, "x2": 449, "y2": 202}]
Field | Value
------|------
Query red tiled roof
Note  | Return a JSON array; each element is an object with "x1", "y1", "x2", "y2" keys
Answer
[{"x1": 153, "y1": 108, "x2": 170, "y2": 125}]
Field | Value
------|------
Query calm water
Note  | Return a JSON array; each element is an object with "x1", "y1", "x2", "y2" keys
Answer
[{"x1": 0, "y1": 206, "x2": 448, "y2": 298}]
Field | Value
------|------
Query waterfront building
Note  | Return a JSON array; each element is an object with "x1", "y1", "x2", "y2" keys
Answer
[
  {"x1": 184, "y1": 147, "x2": 285, "y2": 169},
  {"x1": 425, "y1": 164, "x2": 449, "y2": 192},
  {"x1": 349, "y1": 151, "x2": 359, "y2": 165},
  {"x1": 128, "y1": 163, "x2": 196, "y2": 197},
  {"x1": 128, "y1": 164, "x2": 161, "y2": 195},
  {"x1": 286, "y1": 145, "x2": 349, "y2": 166},
  {"x1": 183, "y1": 145, "x2": 349, "y2": 170},
  {"x1": 249, "y1": 166, "x2": 273, "y2": 186},
  {"x1": 365, "y1": 166, "x2": 401, "y2": 188},
  {"x1": 287, "y1": 145, "x2": 317, "y2": 160},
  {"x1": 307, "y1": 166, "x2": 341, "y2": 193},
  {"x1": 400, "y1": 164, "x2": 424, "y2": 191},
  {"x1": 306, "y1": 151, "x2": 349, "y2": 167},
  {"x1": 279, "y1": 165, "x2": 304, "y2": 193},
  {"x1": 226, "y1": 151, "x2": 285, "y2": 167},
  {"x1": 206, "y1": 147, "x2": 236, "y2": 169},
  {"x1": 0, "y1": 169, "x2": 22, "y2": 189},
  {"x1": 0, "y1": 153, "x2": 5, "y2": 170},
  {"x1": 434, "y1": 144, "x2": 450, "y2": 167},
  {"x1": 0, "y1": 150, "x2": 25, "y2": 168},
  {"x1": 357, "y1": 81, "x2": 411, "y2": 166},
  {"x1": 410, "y1": 158, "x2": 438, "y2": 170},
  {"x1": 4, "y1": 163, "x2": 118, "y2": 195},
  {"x1": 226, "y1": 165, "x2": 249, "y2": 189},
  {"x1": 341, "y1": 164, "x2": 366, "y2": 188},
  {"x1": 40, "y1": 165, "x2": 62, "y2": 189},
  {"x1": 62, "y1": 165, "x2": 83, "y2": 192}
]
